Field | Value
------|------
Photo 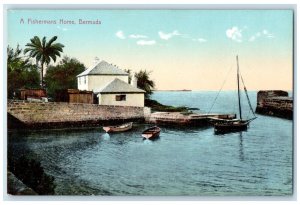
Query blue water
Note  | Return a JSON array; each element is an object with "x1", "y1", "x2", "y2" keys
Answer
[{"x1": 8, "y1": 91, "x2": 293, "y2": 196}]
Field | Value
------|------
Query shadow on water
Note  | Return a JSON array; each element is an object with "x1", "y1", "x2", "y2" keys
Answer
[
  {"x1": 213, "y1": 130, "x2": 245, "y2": 161},
  {"x1": 8, "y1": 131, "x2": 32, "y2": 159},
  {"x1": 153, "y1": 124, "x2": 211, "y2": 135},
  {"x1": 142, "y1": 136, "x2": 160, "y2": 142},
  {"x1": 7, "y1": 131, "x2": 57, "y2": 195}
]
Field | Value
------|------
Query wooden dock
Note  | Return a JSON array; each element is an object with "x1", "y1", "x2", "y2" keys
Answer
[{"x1": 146, "y1": 112, "x2": 236, "y2": 126}]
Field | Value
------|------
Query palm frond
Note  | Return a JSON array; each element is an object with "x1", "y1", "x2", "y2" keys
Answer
[
  {"x1": 29, "y1": 50, "x2": 40, "y2": 58},
  {"x1": 36, "y1": 53, "x2": 42, "y2": 62},
  {"x1": 45, "y1": 55, "x2": 51, "y2": 64},
  {"x1": 51, "y1": 43, "x2": 64, "y2": 52},
  {"x1": 49, "y1": 53, "x2": 57, "y2": 62},
  {"x1": 51, "y1": 50, "x2": 61, "y2": 57},
  {"x1": 23, "y1": 48, "x2": 33, "y2": 54},
  {"x1": 25, "y1": 43, "x2": 38, "y2": 48},
  {"x1": 42, "y1": 37, "x2": 46, "y2": 49},
  {"x1": 33, "y1": 36, "x2": 42, "y2": 47},
  {"x1": 46, "y1": 36, "x2": 58, "y2": 47}
]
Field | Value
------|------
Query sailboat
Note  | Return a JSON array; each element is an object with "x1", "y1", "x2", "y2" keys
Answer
[{"x1": 213, "y1": 56, "x2": 257, "y2": 134}]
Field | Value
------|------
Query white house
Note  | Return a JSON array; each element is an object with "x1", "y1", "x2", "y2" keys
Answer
[
  {"x1": 77, "y1": 60, "x2": 129, "y2": 91},
  {"x1": 77, "y1": 60, "x2": 145, "y2": 107},
  {"x1": 95, "y1": 78, "x2": 145, "y2": 107}
]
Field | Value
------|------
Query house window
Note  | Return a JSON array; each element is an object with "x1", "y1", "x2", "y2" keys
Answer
[
  {"x1": 116, "y1": 95, "x2": 126, "y2": 101},
  {"x1": 84, "y1": 76, "x2": 86, "y2": 84}
]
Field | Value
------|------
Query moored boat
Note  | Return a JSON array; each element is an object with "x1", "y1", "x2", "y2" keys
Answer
[
  {"x1": 103, "y1": 122, "x2": 133, "y2": 133},
  {"x1": 212, "y1": 55, "x2": 257, "y2": 134},
  {"x1": 142, "y1": 126, "x2": 161, "y2": 140},
  {"x1": 214, "y1": 120, "x2": 250, "y2": 134}
]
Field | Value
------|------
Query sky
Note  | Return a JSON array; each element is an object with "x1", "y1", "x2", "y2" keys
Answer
[{"x1": 7, "y1": 9, "x2": 293, "y2": 91}]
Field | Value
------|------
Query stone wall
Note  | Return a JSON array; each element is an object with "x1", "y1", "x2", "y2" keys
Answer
[
  {"x1": 7, "y1": 171, "x2": 37, "y2": 195},
  {"x1": 7, "y1": 101, "x2": 145, "y2": 129},
  {"x1": 256, "y1": 90, "x2": 288, "y2": 107},
  {"x1": 255, "y1": 90, "x2": 293, "y2": 120}
]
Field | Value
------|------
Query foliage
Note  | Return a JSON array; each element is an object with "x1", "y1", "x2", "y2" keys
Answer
[
  {"x1": 145, "y1": 99, "x2": 192, "y2": 112},
  {"x1": 24, "y1": 36, "x2": 64, "y2": 87},
  {"x1": 7, "y1": 45, "x2": 30, "y2": 71},
  {"x1": 7, "y1": 45, "x2": 40, "y2": 98},
  {"x1": 134, "y1": 70, "x2": 155, "y2": 98},
  {"x1": 7, "y1": 151, "x2": 56, "y2": 195},
  {"x1": 44, "y1": 56, "x2": 85, "y2": 99}
]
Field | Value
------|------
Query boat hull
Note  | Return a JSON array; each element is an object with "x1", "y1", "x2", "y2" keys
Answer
[
  {"x1": 214, "y1": 120, "x2": 249, "y2": 134},
  {"x1": 103, "y1": 122, "x2": 133, "y2": 133},
  {"x1": 142, "y1": 126, "x2": 161, "y2": 140}
]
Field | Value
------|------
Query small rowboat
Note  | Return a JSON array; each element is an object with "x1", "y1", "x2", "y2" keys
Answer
[
  {"x1": 103, "y1": 122, "x2": 133, "y2": 133},
  {"x1": 142, "y1": 126, "x2": 161, "y2": 140}
]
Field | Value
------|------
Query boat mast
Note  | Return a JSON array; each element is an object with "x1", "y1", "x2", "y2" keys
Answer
[{"x1": 236, "y1": 55, "x2": 242, "y2": 120}]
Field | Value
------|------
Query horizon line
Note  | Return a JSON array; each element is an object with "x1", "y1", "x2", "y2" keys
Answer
[{"x1": 154, "y1": 89, "x2": 293, "y2": 92}]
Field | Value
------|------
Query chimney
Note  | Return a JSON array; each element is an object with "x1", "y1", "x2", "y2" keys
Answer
[
  {"x1": 131, "y1": 76, "x2": 137, "y2": 88},
  {"x1": 93, "y1": 57, "x2": 100, "y2": 65}
]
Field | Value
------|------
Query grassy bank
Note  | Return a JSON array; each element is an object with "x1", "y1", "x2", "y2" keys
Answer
[{"x1": 145, "y1": 99, "x2": 199, "y2": 113}]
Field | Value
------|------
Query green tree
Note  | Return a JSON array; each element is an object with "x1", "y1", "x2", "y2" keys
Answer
[
  {"x1": 24, "y1": 36, "x2": 64, "y2": 87},
  {"x1": 134, "y1": 70, "x2": 155, "y2": 98},
  {"x1": 7, "y1": 45, "x2": 40, "y2": 98},
  {"x1": 44, "y1": 56, "x2": 85, "y2": 99}
]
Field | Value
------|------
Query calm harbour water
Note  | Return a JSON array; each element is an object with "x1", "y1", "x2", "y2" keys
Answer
[{"x1": 8, "y1": 91, "x2": 293, "y2": 196}]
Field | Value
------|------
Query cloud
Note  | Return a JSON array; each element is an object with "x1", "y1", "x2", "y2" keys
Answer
[
  {"x1": 226, "y1": 26, "x2": 243, "y2": 42},
  {"x1": 129, "y1": 34, "x2": 148, "y2": 39},
  {"x1": 57, "y1": 26, "x2": 68, "y2": 31},
  {"x1": 136, "y1": 40, "x2": 156, "y2": 46},
  {"x1": 193, "y1": 38, "x2": 207, "y2": 43},
  {"x1": 116, "y1": 30, "x2": 126, "y2": 39},
  {"x1": 248, "y1": 29, "x2": 275, "y2": 42},
  {"x1": 263, "y1": 29, "x2": 275, "y2": 38},
  {"x1": 249, "y1": 36, "x2": 256, "y2": 42},
  {"x1": 181, "y1": 34, "x2": 190, "y2": 39},
  {"x1": 158, "y1": 30, "x2": 181, "y2": 40}
]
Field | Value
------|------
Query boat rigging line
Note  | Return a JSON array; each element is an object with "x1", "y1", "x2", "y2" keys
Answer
[
  {"x1": 207, "y1": 64, "x2": 233, "y2": 115},
  {"x1": 240, "y1": 74, "x2": 257, "y2": 119}
]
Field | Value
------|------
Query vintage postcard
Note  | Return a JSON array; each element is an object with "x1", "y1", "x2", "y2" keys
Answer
[{"x1": 5, "y1": 7, "x2": 294, "y2": 197}]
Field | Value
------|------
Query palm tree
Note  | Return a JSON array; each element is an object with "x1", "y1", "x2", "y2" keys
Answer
[
  {"x1": 24, "y1": 36, "x2": 64, "y2": 87},
  {"x1": 134, "y1": 70, "x2": 155, "y2": 98}
]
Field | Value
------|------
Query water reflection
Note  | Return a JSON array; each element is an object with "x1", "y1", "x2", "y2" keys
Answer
[
  {"x1": 101, "y1": 133, "x2": 110, "y2": 141},
  {"x1": 143, "y1": 139, "x2": 153, "y2": 145},
  {"x1": 239, "y1": 132, "x2": 245, "y2": 161}
]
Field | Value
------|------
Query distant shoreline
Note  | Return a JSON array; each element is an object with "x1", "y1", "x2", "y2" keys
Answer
[
  {"x1": 155, "y1": 89, "x2": 192, "y2": 92},
  {"x1": 154, "y1": 90, "x2": 293, "y2": 93}
]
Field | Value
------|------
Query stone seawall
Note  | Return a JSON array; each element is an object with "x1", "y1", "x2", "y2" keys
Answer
[
  {"x1": 7, "y1": 171, "x2": 37, "y2": 195},
  {"x1": 7, "y1": 101, "x2": 145, "y2": 129},
  {"x1": 255, "y1": 90, "x2": 293, "y2": 120}
]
